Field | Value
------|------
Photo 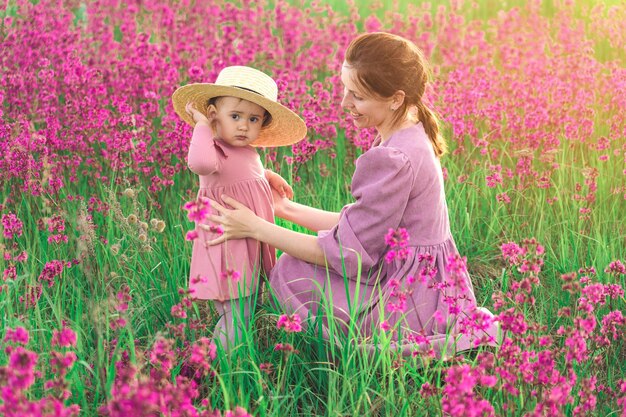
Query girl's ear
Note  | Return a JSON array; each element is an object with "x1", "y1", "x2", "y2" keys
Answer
[{"x1": 207, "y1": 104, "x2": 218, "y2": 119}]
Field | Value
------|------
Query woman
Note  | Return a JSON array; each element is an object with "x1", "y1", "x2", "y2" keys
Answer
[{"x1": 207, "y1": 32, "x2": 498, "y2": 357}]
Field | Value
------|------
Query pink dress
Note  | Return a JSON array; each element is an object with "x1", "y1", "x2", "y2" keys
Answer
[
  {"x1": 269, "y1": 123, "x2": 498, "y2": 357},
  {"x1": 187, "y1": 124, "x2": 275, "y2": 301}
]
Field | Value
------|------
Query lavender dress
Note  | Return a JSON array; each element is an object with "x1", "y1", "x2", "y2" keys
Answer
[{"x1": 269, "y1": 123, "x2": 498, "y2": 356}]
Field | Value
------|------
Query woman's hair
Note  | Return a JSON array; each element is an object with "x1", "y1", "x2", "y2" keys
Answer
[
  {"x1": 345, "y1": 32, "x2": 447, "y2": 157},
  {"x1": 208, "y1": 96, "x2": 273, "y2": 127}
]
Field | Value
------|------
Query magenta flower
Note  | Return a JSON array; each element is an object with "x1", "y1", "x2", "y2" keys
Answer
[
  {"x1": 274, "y1": 343, "x2": 297, "y2": 353},
  {"x1": 500, "y1": 242, "x2": 526, "y2": 265},
  {"x1": 171, "y1": 303, "x2": 188, "y2": 319},
  {"x1": 618, "y1": 380, "x2": 626, "y2": 415},
  {"x1": 224, "y1": 406, "x2": 252, "y2": 417},
  {"x1": 189, "y1": 337, "x2": 217, "y2": 377},
  {"x1": 601, "y1": 310, "x2": 625, "y2": 341},
  {"x1": 208, "y1": 224, "x2": 224, "y2": 235},
  {"x1": 3, "y1": 265, "x2": 17, "y2": 281},
  {"x1": 7, "y1": 348, "x2": 38, "y2": 391},
  {"x1": 1, "y1": 213, "x2": 23, "y2": 239},
  {"x1": 259, "y1": 362, "x2": 273, "y2": 375},
  {"x1": 379, "y1": 321, "x2": 392, "y2": 331},
  {"x1": 186, "y1": 230, "x2": 199, "y2": 240},
  {"x1": 4, "y1": 327, "x2": 29, "y2": 345},
  {"x1": 115, "y1": 285, "x2": 132, "y2": 312},
  {"x1": 51, "y1": 324, "x2": 77, "y2": 348},
  {"x1": 605, "y1": 260, "x2": 626, "y2": 275},
  {"x1": 220, "y1": 269, "x2": 241, "y2": 282},
  {"x1": 38, "y1": 259, "x2": 66, "y2": 287},
  {"x1": 441, "y1": 364, "x2": 496, "y2": 417},
  {"x1": 277, "y1": 313, "x2": 303, "y2": 333},
  {"x1": 384, "y1": 228, "x2": 411, "y2": 263},
  {"x1": 386, "y1": 292, "x2": 407, "y2": 313},
  {"x1": 183, "y1": 197, "x2": 211, "y2": 222},
  {"x1": 384, "y1": 227, "x2": 410, "y2": 248},
  {"x1": 485, "y1": 164, "x2": 503, "y2": 187}
]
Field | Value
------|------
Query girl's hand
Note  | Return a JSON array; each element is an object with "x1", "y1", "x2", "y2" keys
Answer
[
  {"x1": 186, "y1": 102, "x2": 212, "y2": 126},
  {"x1": 269, "y1": 186, "x2": 291, "y2": 219},
  {"x1": 205, "y1": 195, "x2": 263, "y2": 245},
  {"x1": 264, "y1": 169, "x2": 294, "y2": 199}
]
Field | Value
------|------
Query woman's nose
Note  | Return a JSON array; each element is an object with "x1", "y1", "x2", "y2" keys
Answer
[{"x1": 341, "y1": 93, "x2": 351, "y2": 109}]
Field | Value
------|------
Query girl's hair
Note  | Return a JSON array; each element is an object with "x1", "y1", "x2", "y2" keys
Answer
[
  {"x1": 208, "y1": 96, "x2": 273, "y2": 127},
  {"x1": 345, "y1": 32, "x2": 447, "y2": 157}
]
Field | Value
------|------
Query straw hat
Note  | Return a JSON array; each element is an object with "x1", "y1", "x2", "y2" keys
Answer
[{"x1": 172, "y1": 66, "x2": 307, "y2": 147}]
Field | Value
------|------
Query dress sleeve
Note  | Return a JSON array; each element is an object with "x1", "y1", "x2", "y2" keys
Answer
[
  {"x1": 187, "y1": 124, "x2": 227, "y2": 175},
  {"x1": 317, "y1": 146, "x2": 413, "y2": 279}
]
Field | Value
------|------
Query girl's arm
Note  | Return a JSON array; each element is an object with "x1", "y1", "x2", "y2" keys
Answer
[
  {"x1": 206, "y1": 196, "x2": 327, "y2": 266},
  {"x1": 187, "y1": 122, "x2": 220, "y2": 175}
]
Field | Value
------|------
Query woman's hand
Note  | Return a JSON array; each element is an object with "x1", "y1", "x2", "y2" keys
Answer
[
  {"x1": 204, "y1": 195, "x2": 264, "y2": 245},
  {"x1": 264, "y1": 169, "x2": 294, "y2": 199}
]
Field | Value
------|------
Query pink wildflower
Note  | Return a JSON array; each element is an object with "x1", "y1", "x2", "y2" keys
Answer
[
  {"x1": 4, "y1": 326, "x2": 29, "y2": 345},
  {"x1": 224, "y1": 406, "x2": 252, "y2": 417},
  {"x1": 7, "y1": 346, "x2": 38, "y2": 390},
  {"x1": 39, "y1": 260, "x2": 66, "y2": 287},
  {"x1": 183, "y1": 197, "x2": 211, "y2": 222},
  {"x1": 605, "y1": 260, "x2": 626, "y2": 275},
  {"x1": 274, "y1": 343, "x2": 297, "y2": 353},
  {"x1": 189, "y1": 337, "x2": 217, "y2": 377},
  {"x1": 220, "y1": 269, "x2": 241, "y2": 282},
  {"x1": 384, "y1": 228, "x2": 411, "y2": 263},
  {"x1": 208, "y1": 224, "x2": 224, "y2": 235},
  {"x1": 259, "y1": 362, "x2": 273, "y2": 375},
  {"x1": 171, "y1": 303, "x2": 187, "y2": 319},
  {"x1": 277, "y1": 314, "x2": 303, "y2": 333},
  {"x1": 601, "y1": 311, "x2": 625, "y2": 341},
  {"x1": 501, "y1": 242, "x2": 526, "y2": 265},
  {"x1": 51, "y1": 324, "x2": 77, "y2": 348},
  {"x1": 1, "y1": 213, "x2": 23, "y2": 239}
]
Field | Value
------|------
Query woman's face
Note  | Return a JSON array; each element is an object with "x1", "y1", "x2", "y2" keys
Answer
[{"x1": 340, "y1": 63, "x2": 394, "y2": 132}]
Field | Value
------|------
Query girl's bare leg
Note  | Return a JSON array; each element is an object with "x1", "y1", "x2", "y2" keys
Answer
[{"x1": 212, "y1": 297, "x2": 251, "y2": 351}]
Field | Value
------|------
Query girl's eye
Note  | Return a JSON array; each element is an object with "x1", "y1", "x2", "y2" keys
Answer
[
  {"x1": 230, "y1": 114, "x2": 240, "y2": 120},
  {"x1": 250, "y1": 117, "x2": 260, "y2": 123},
  {"x1": 353, "y1": 93, "x2": 363, "y2": 101}
]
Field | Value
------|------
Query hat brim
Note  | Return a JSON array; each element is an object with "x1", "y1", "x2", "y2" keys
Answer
[{"x1": 172, "y1": 83, "x2": 307, "y2": 148}]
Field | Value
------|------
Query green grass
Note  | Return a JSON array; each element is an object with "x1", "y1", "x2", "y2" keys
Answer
[
  {"x1": 1, "y1": 132, "x2": 625, "y2": 414},
  {"x1": 2, "y1": 0, "x2": 626, "y2": 415}
]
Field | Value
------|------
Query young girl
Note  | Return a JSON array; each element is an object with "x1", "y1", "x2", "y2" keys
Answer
[{"x1": 172, "y1": 66, "x2": 307, "y2": 350}]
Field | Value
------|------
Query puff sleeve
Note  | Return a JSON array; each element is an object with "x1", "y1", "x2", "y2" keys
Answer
[
  {"x1": 317, "y1": 146, "x2": 413, "y2": 279},
  {"x1": 187, "y1": 124, "x2": 226, "y2": 175}
]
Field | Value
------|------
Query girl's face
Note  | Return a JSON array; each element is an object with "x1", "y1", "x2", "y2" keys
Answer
[
  {"x1": 340, "y1": 63, "x2": 395, "y2": 133},
  {"x1": 209, "y1": 97, "x2": 266, "y2": 147}
]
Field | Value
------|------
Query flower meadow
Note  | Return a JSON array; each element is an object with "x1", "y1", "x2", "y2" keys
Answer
[{"x1": 1, "y1": 0, "x2": 626, "y2": 415}]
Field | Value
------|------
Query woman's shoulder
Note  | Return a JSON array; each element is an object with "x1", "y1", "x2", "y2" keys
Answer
[
  {"x1": 354, "y1": 141, "x2": 413, "y2": 186},
  {"x1": 385, "y1": 122, "x2": 429, "y2": 147},
  {"x1": 384, "y1": 123, "x2": 436, "y2": 162}
]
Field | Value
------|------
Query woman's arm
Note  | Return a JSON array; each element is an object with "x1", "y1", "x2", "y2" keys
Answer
[
  {"x1": 278, "y1": 199, "x2": 340, "y2": 232},
  {"x1": 264, "y1": 169, "x2": 340, "y2": 231},
  {"x1": 252, "y1": 218, "x2": 326, "y2": 265},
  {"x1": 206, "y1": 196, "x2": 327, "y2": 266}
]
